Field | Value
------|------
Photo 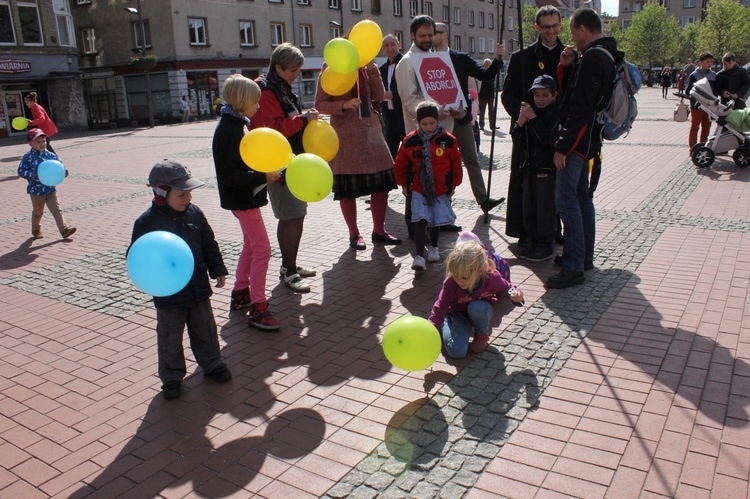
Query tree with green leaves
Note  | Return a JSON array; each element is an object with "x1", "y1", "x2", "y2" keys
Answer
[
  {"x1": 559, "y1": 17, "x2": 572, "y2": 46},
  {"x1": 521, "y1": 5, "x2": 538, "y2": 46},
  {"x1": 677, "y1": 21, "x2": 701, "y2": 67},
  {"x1": 621, "y1": 2, "x2": 679, "y2": 86},
  {"x1": 697, "y1": 0, "x2": 750, "y2": 63},
  {"x1": 607, "y1": 20, "x2": 624, "y2": 47}
]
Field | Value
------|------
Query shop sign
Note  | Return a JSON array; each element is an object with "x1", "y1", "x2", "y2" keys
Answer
[{"x1": 0, "y1": 59, "x2": 32, "y2": 74}]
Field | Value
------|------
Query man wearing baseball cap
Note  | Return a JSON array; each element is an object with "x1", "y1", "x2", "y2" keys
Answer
[{"x1": 130, "y1": 159, "x2": 230, "y2": 400}]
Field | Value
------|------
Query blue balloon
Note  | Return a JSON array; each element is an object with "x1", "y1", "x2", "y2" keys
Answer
[
  {"x1": 37, "y1": 160, "x2": 66, "y2": 187},
  {"x1": 127, "y1": 231, "x2": 195, "y2": 297}
]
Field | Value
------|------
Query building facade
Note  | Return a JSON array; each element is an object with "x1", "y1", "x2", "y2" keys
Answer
[
  {"x1": 0, "y1": 0, "x2": 87, "y2": 138},
  {"x1": 3, "y1": 0, "x2": 544, "y2": 137}
]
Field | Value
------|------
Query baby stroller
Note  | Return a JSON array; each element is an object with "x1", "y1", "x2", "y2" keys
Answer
[{"x1": 685, "y1": 79, "x2": 750, "y2": 168}]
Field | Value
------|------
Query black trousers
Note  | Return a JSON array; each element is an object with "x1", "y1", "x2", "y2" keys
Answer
[
  {"x1": 522, "y1": 170, "x2": 557, "y2": 252},
  {"x1": 156, "y1": 299, "x2": 224, "y2": 383}
]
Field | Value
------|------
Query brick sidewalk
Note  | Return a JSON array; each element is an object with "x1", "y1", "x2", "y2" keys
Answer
[{"x1": 0, "y1": 87, "x2": 748, "y2": 498}]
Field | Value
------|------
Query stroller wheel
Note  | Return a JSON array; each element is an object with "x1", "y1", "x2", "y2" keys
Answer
[
  {"x1": 733, "y1": 148, "x2": 750, "y2": 168},
  {"x1": 692, "y1": 145, "x2": 715, "y2": 168}
]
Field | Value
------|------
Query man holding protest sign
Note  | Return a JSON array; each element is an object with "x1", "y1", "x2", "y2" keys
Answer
[
  {"x1": 432, "y1": 23, "x2": 506, "y2": 214},
  {"x1": 395, "y1": 15, "x2": 455, "y2": 134},
  {"x1": 395, "y1": 15, "x2": 460, "y2": 236}
]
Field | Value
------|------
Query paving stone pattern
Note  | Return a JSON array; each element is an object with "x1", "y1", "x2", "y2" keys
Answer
[{"x1": 323, "y1": 155, "x2": 743, "y2": 497}]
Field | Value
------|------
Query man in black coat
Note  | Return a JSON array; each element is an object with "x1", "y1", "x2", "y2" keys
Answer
[
  {"x1": 501, "y1": 6, "x2": 565, "y2": 246},
  {"x1": 433, "y1": 22, "x2": 506, "y2": 214},
  {"x1": 380, "y1": 34, "x2": 407, "y2": 159},
  {"x1": 716, "y1": 52, "x2": 750, "y2": 110}
]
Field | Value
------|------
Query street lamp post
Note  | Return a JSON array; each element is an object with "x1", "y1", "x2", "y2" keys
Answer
[{"x1": 126, "y1": 0, "x2": 155, "y2": 128}]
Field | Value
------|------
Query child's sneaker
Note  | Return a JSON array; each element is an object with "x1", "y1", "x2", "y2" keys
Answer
[
  {"x1": 230, "y1": 287, "x2": 252, "y2": 311},
  {"x1": 411, "y1": 255, "x2": 426, "y2": 271},
  {"x1": 469, "y1": 334, "x2": 490, "y2": 354},
  {"x1": 162, "y1": 380, "x2": 181, "y2": 400},
  {"x1": 427, "y1": 246, "x2": 440, "y2": 262},
  {"x1": 206, "y1": 364, "x2": 232, "y2": 383},
  {"x1": 60, "y1": 226, "x2": 77, "y2": 238},
  {"x1": 248, "y1": 302, "x2": 281, "y2": 331}
]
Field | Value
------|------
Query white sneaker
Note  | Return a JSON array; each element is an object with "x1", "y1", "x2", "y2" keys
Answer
[
  {"x1": 411, "y1": 255, "x2": 426, "y2": 271},
  {"x1": 427, "y1": 246, "x2": 440, "y2": 262}
]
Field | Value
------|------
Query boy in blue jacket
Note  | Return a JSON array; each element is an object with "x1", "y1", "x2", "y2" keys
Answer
[
  {"x1": 130, "y1": 160, "x2": 231, "y2": 400},
  {"x1": 17, "y1": 129, "x2": 76, "y2": 239}
]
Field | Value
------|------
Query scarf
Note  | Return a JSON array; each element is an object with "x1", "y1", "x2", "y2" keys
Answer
[
  {"x1": 220, "y1": 104, "x2": 251, "y2": 125},
  {"x1": 416, "y1": 122, "x2": 445, "y2": 205}
]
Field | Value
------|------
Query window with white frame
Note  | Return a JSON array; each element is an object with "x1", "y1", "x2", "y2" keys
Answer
[
  {"x1": 75, "y1": 0, "x2": 91, "y2": 4},
  {"x1": 393, "y1": 0, "x2": 402, "y2": 16},
  {"x1": 188, "y1": 18, "x2": 207, "y2": 45},
  {"x1": 330, "y1": 26, "x2": 340, "y2": 38},
  {"x1": 453, "y1": 35, "x2": 460, "y2": 50},
  {"x1": 489, "y1": 38, "x2": 494, "y2": 51},
  {"x1": 0, "y1": 0, "x2": 16, "y2": 45},
  {"x1": 468, "y1": 11, "x2": 474, "y2": 26},
  {"x1": 479, "y1": 37, "x2": 485, "y2": 53},
  {"x1": 271, "y1": 22, "x2": 285, "y2": 46},
  {"x1": 469, "y1": 36, "x2": 475, "y2": 53},
  {"x1": 299, "y1": 24, "x2": 312, "y2": 46},
  {"x1": 351, "y1": 0, "x2": 362, "y2": 11},
  {"x1": 372, "y1": 0, "x2": 381, "y2": 14},
  {"x1": 394, "y1": 30, "x2": 403, "y2": 45},
  {"x1": 681, "y1": 15, "x2": 694, "y2": 26},
  {"x1": 298, "y1": 0, "x2": 310, "y2": 4},
  {"x1": 683, "y1": 0, "x2": 694, "y2": 6},
  {"x1": 81, "y1": 27, "x2": 95, "y2": 53},
  {"x1": 488, "y1": 13, "x2": 494, "y2": 29},
  {"x1": 425, "y1": 1, "x2": 432, "y2": 16},
  {"x1": 269, "y1": 0, "x2": 282, "y2": 3},
  {"x1": 17, "y1": 0, "x2": 42, "y2": 45},
  {"x1": 133, "y1": 21, "x2": 151, "y2": 49},
  {"x1": 478, "y1": 11, "x2": 485, "y2": 28},
  {"x1": 239, "y1": 20, "x2": 255, "y2": 46},
  {"x1": 663, "y1": 0, "x2": 669, "y2": 7},
  {"x1": 53, "y1": 0, "x2": 75, "y2": 47},
  {"x1": 442, "y1": 5, "x2": 449, "y2": 22},
  {"x1": 453, "y1": 7, "x2": 460, "y2": 24},
  {"x1": 329, "y1": 0, "x2": 339, "y2": 8},
  {"x1": 409, "y1": 0, "x2": 417, "y2": 17},
  {"x1": 507, "y1": 16, "x2": 514, "y2": 31}
]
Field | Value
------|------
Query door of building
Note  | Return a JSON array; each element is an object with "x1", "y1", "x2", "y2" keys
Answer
[{"x1": 2, "y1": 91, "x2": 29, "y2": 137}]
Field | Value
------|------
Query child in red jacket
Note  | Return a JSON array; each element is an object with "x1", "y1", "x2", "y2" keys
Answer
[{"x1": 394, "y1": 102, "x2": 463, "y2": 271}]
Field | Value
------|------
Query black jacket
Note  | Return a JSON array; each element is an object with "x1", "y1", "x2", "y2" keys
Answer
[
  {"x1": 212, "y1": 114, "x2": 269, "y2": 211},
  {"x1": 716, "y1": 65, "x2": 750, "y2": 109},
  {"x1": 449, "y1": 49, "x2": 503, "y2": 125},
  {"x1": 555, "y1": 37, "x2": 622, "y2": 160},
  {"x1": 131, "y1": 202, "x2": 228, "y2": 309},
  {"x1": 501, "y1": 36, "x2": 565, "y2": 124},
  {"x1": 380, "y1": 53, "x2": 406, "y2": 155},
  {"x1": 511, "y1": 101, "x2": 560, "y2": 174}
]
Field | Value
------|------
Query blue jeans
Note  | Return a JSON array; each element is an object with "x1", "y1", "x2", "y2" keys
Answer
[
  {"x1": 441, "y1": 300, "x2": 494, "y2": 359},
  {"x1": 555, "y1": 154, "x2": 595, "y2": 272}
]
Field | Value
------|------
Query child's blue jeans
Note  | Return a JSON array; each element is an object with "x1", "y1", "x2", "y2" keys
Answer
[{"x1": 441, "y1": 300, "x2": 494, "y2": 359}]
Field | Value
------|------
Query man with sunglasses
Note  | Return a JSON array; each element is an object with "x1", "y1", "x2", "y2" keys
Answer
[{"x1": 501, "y1": 6, "x2": 565, "y2": 254}]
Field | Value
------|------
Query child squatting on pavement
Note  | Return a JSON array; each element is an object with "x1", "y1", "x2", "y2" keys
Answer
[
  {"x1": 429, "y1": 231, "x2": 524, "y2": 358},
  {"x1": 129, "y1": 160, "x2": 232, "y2": 400}
]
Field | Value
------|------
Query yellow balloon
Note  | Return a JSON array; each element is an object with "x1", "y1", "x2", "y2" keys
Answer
[
  {"x1": 320, "y1": 67, "x2": 358, "y2": 96},
  {"x1": 285, "y1": 153, "x2": 333, "y2": 203},
  {"x1": 323, "y1": 38, "x2": 359, "y2": 74},
  {"x1": 11, "y1": 116, "x2": 29, "y2": 131},
  {"x1": 349, "y1": 20, "x2": 383, "y2": 67},
  {"x1": 239, "y1": 128, "x2": 293, "y2": 173},
  {"x1": 382, "y1": 316, "x2": 441, "y2": 371},
  {"x1": 302, "y1": 120, "x2": 340, "y2": 162}
]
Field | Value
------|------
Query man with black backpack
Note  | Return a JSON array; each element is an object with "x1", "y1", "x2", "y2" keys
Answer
[{"x1": 548, "y1": 8, "x2": 624, "y2": 289}]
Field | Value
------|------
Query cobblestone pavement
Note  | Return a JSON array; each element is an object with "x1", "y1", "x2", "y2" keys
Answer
[{"x1": 0, "y1": 88, "x2": 748, "y2": 498}]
